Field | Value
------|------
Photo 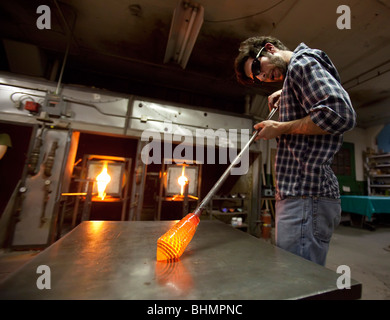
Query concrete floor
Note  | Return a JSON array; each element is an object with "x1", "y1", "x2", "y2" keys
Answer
[
  {"x1": 0, "y1": 222, "x2": 389, "y2": 300},
  {"x1": 326, "y1": 223, "x2": 390, "y2": 300}
]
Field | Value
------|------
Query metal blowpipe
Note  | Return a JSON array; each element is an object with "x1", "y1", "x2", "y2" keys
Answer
[{"x1": 156, "y1": 106, "x2": 279, "y2": 262}]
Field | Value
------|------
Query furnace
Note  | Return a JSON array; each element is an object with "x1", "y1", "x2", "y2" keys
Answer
[
  {"x1": 70, "y1": 154, "x2": 132, "y2": 224},
  {"x1": 156, "y1": 161, "x2": 202, "y2": 221},
  {"x1": 165, "y1": 164, "x2": 199, "y2": 198}
]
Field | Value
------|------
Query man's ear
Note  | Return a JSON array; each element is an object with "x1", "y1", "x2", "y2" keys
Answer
[{"x1": 264, "y1": 42, "x2": 277, "y2": 53}]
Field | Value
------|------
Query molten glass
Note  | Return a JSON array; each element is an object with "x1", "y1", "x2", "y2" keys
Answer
[{"x1": 157, "y1": 213, "x2": 200, "y2": 262}]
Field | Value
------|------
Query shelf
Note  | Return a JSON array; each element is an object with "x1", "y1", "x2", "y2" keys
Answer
[
  {"x1": 231, "y1": 223, "x2": 248, "y2": 229},
  {"x1": 368, "y1": 154, "x2": 390, "y2": 159},
  {"x1": 370, "y1": 185, "x2": 390, "y2": 188},
  {"x1": 211, "y1": 210, "x2": 247, "y2": 216},
  {"x1": 372, "y1": 164, "x2": 390, "y2": 168},
  {"x1": 365, "y1": 152, "x2": 390, "y2": 196},
  {"x1": 208, "y1": 194, "x2": 248, "y2": 232},
  {"x1": 212, "y1": 196, "x2": 246, "y2": 200}
]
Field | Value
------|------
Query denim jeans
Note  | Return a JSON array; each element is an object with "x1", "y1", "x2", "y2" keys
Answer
[{"x1": 275, "y1": 196, "x2": 341, "y2": 266}]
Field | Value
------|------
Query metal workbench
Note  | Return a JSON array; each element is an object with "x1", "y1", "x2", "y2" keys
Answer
[{"x1": 0, "y1": 220, "x2": 361, "y2": 300}]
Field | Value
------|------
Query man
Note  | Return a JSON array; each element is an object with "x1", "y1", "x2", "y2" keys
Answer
[{"x1": 235, "y1": 36, "x2": 356, "y2": 266}]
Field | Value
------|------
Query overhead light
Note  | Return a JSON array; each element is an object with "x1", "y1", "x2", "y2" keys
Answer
[{"x1": 164, "y1": 0, "x2": 204, "y2": 69}]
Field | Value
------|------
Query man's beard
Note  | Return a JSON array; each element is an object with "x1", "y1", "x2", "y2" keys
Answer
[{"x1": 266, "y1": 53, "x2": 288, "y2": 79}]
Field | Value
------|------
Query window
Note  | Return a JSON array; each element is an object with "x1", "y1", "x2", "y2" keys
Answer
[{"x1": 332, "y1": 146, "x2": 351, "y2": 176}]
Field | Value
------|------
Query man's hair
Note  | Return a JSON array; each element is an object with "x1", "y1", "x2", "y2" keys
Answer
[{"x1": 234, "y1": 36, "x2": 289, "y2": 86}]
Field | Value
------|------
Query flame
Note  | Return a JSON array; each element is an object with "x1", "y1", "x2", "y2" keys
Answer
[
  {"x1": 96, "y1": 162, "x2": 111, "y2": 200},
  {"x1": 178, "y1": 166, "x2": 188, "y2": 195}
]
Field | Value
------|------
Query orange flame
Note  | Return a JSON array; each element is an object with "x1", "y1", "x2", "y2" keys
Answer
[
  {"x1": 178, "y1": 166, "x2": 188, "y2": 195},
  {"x1": 96, "y1": 162, "x2": 111, "y2": 200}
]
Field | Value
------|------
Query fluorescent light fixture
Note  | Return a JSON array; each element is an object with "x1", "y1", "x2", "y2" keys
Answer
[{"x1": 164, "y1": 0, "x2": 204, "y2": 69}]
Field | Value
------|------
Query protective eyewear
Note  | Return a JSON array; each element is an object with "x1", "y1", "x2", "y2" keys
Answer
[{"x1": 251, "y1": 47, "x2": 265, "y2": 83}]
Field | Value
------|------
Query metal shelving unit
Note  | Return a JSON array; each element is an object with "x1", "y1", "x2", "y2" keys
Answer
[
  {"x1": 207, "y1": 195, "x2": 248, "y2": 231},
  {"x1": 365, "y1": 152, "x2": 390, "y2": 196}
]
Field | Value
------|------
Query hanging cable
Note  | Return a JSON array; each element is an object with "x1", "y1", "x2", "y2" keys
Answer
[
  {"x1": 53, "y1": 0, "x2": 76, "y2": 94},
  {"x1": 204, "y1": 0, "x2": 286, "y2": 23}
]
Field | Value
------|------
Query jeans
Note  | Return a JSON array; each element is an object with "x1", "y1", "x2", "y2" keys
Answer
[{"x1": 275, "y1": 196, "x2": 341, "y2": 266}]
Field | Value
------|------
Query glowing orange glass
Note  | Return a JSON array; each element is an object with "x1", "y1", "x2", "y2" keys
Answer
[{"x1": 156, "y1": 213, "x2": 200, "y2": 262}]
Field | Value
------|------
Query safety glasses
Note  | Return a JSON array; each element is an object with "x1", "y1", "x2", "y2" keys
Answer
[{"x1": 251, "y1": 46, "x2": 265, "y2": 83}]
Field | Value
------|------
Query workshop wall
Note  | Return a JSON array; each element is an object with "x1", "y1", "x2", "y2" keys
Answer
[{"x1": 377, "y1": 124, "x2": 390, "y2": 153}]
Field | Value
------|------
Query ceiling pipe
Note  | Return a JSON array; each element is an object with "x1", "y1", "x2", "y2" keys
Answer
[{"x1": 343, "y1": 60, "x2": 390, "y2": 91}]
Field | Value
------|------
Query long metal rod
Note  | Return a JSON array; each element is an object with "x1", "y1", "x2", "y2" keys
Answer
[{"x1": 193, "y1": 106, "x2": 278, "y2": 216}]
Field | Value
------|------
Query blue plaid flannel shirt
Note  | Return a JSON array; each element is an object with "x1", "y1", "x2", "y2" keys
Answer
[{"x1": 276, "y1": 43, "x2": 356, "y2": 200}]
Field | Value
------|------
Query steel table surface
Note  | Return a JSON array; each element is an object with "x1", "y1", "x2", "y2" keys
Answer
[{"x1": 0, "y1": 220, "x2": 361, "y2": 300}]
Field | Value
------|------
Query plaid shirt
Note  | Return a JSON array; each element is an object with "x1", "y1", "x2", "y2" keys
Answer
[{"x1": 276, "y1": 43, "x2": 356, "y2": 200}]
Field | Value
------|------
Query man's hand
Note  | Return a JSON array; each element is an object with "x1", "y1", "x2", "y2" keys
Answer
[
  {"x1": 268, "y1": 89, "x2": 282, "y2": 111},
  {"x1": 254, "y1": 120, "x2": 285, "y2": 141}
]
